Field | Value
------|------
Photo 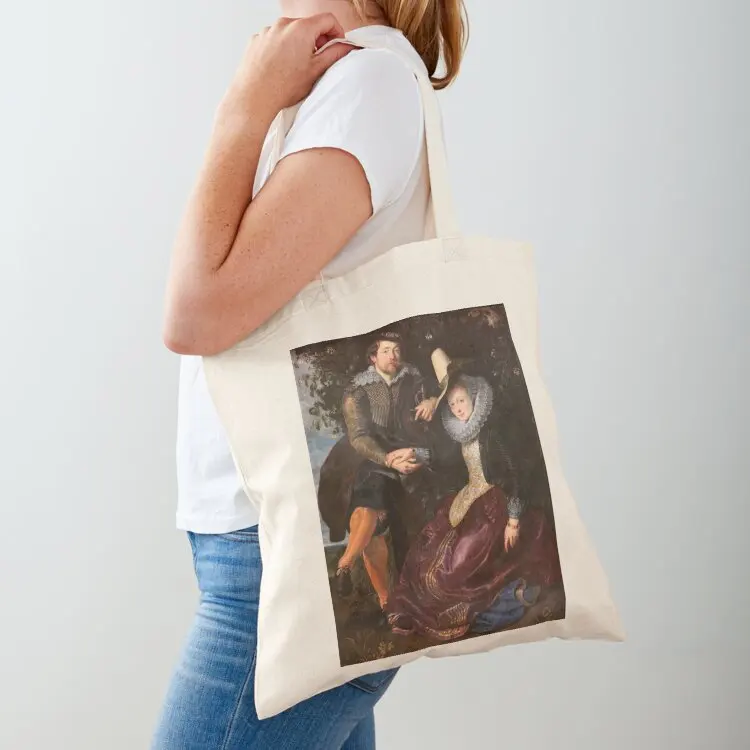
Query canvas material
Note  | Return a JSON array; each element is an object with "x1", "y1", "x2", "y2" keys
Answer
[{"x1": 202, "y1": 34, "x2": 623, "y2": 719}]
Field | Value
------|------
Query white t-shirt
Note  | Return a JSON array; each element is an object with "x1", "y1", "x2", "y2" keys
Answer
[{"x1": 175, "y1": 26, "x2": 431, "y2": 533}]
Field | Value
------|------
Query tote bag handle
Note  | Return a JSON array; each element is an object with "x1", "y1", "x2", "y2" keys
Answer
[{"x1": 270, "y1": 34, "x2": 461, "y2": 241}]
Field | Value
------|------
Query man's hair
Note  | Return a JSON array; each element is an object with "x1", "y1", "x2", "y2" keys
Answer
[{"x1": 366, "y1": 331, "x2": 403, "y2": 362}]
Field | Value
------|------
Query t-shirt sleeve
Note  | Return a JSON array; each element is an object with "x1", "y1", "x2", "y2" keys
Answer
[{"x1": 277, "y1": 48, "x2": 424, "y2": 215}]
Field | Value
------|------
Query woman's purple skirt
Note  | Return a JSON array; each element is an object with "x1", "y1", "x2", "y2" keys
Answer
[{"x1": 386, "y1": 485, "x2": 562, "y2": 640}]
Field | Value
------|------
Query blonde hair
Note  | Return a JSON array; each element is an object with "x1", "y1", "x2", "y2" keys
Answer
[{"x1": 350, "y1": 0, "x2": 469, "y2": 89}]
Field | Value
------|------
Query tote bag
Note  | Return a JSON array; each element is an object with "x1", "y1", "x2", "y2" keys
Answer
[{"x1": 203, "y1": 33, "x2": 623, "y2": 719}]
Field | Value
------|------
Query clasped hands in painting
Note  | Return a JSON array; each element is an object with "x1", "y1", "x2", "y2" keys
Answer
[{"x1": 384, "y1": 396, "x2": 438, "y2": 474}]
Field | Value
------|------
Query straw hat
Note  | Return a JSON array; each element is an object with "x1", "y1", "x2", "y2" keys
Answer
[{"x1": 431, "y1": 348, "x2": 473, "y2": 406}]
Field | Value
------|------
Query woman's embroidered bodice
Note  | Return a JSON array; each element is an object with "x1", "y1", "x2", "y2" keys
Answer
[{"x1": 448, "y1": 438, "x2": 494, "y2": 527}]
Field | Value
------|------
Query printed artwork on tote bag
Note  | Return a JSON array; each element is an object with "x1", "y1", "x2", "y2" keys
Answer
[{"x1": 291, "y1": 303, "x2": 566, "y2": 667}]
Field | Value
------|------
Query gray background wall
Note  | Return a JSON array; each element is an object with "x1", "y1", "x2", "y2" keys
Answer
[{"x1": 1, "y1": 1, "x2": 747, "y2": 747}]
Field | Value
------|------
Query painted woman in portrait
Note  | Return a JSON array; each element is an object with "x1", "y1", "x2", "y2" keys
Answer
[{"x1": 386, "y1": 349, "x2": 564, "y2": 641}]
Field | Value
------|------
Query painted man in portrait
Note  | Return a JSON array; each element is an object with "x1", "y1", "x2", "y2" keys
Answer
[{"x1": 317, "y1": 332, "x2": 440, "y2": 612}]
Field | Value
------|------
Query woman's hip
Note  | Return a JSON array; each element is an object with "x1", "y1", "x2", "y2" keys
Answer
[
  {"x1": 188, "y1": 525, "x2": 263, "y2": 604},
  {"x1": 151, "y1": 525, "x2": 398, "y2": 749}
]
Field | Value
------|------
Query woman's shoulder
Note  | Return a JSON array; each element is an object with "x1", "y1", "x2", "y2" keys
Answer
[
  {"x1": 318, "y1": 46, "x2": 420, "y2": 103},
  {"x1": 281, "y1": 44, "x2": 424, "y2": 214}
]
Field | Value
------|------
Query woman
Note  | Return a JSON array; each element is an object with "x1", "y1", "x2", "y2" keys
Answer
[
  {"x1": 386, "y1": 349, "x2": 563, "y2": 640},
  {"x1": 152, "y1": 2, "x2": 467, "y2": 749}
]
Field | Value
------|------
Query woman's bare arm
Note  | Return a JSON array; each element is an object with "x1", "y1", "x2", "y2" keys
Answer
[
  {"x1": 162, "y1": 112, "x2": 371, "y2": 355},
  {"x1": 161, "y1": 15, "x2": 370, "y2": 356}
]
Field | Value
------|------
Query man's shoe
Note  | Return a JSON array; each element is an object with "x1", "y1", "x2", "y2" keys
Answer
[{"x1": 335, "y1": 566, "x2": 353, "y2": 598}]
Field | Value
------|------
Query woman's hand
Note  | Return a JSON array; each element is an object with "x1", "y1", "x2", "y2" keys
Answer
[
  {"x1": 222, "y1": 14, "x2": 355, "y2": 121},
  {"x1": 504, "y1": 519, "x2": 520, "y2": 552},
  {"x1": 386, "y1": 448, "x2": 420, "y2": 474},
  {"x1": 386, "y1": 448, "x2": 422, "y2": 475},
  {"x1": 392, "y1": 456, "x2": 420, "y2": 475},
  {"x1": 385, "y1": 448, "x2": 415, "y2": 467}
]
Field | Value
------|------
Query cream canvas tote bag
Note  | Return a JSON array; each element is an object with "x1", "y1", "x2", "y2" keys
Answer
[{"x1": 202, "y1": 32, "x2": 623, "y2": 719}]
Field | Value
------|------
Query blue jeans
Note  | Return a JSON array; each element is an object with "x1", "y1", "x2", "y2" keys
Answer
[{"x1": 150, "y1": 526, "x2": 398, "y2": 749}]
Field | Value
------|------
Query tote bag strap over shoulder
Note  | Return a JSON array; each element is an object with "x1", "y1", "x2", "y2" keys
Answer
[{"x1": 269, "y1": 32, "x2": 461, "y2": 250}]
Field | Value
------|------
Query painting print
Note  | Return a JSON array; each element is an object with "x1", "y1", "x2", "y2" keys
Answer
[{"x1": 290, "y1": 304, "x2": 566, "y2": 666}]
